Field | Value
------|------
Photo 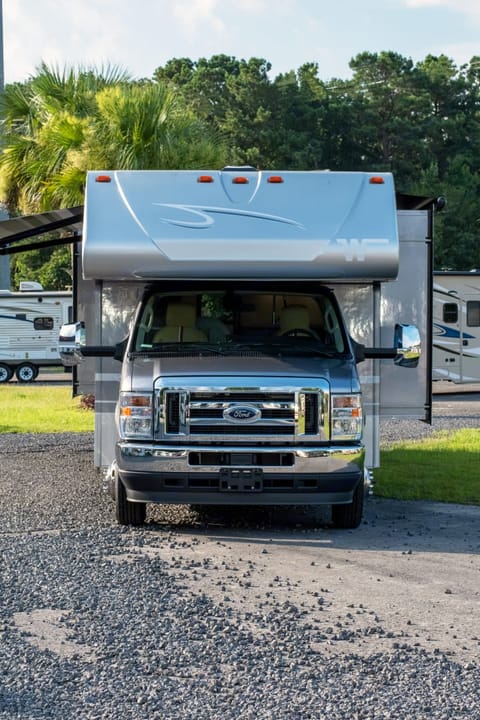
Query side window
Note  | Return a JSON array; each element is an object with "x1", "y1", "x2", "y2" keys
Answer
[
  {"x1": 34, "y1": 317, "x2": 54, "y2": 330},
  {"x1": 466, "y1": 301, "x2": 480, "y2": 327},
  {"x1": 134, "y1": 298, "x2": 156, "y2": 349},
  {"x1": 318, "y1": 296, "x2": 345, "y2": 352},
  {"x1": 443, "y1": 303, "x2": 458, "y2": 324}
]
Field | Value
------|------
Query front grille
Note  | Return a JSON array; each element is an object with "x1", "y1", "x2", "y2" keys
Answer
[
  {"x1": 305, "y1": 393, "x2": 319, "y2": 434},
  {"x1": 189, "y1": 451, "x2": 295, "y2": 466},
  {"x1": 157, "y1": 387, "x2": 325, "y2": 441},
  {"x1": 190, "y1": 425, "x2": 293, "y2": 435},
  {"x1": 165, "y1": 392, "x2": 180, "y2": 433}
]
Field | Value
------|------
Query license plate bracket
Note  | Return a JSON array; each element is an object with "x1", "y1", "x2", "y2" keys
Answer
[{"x1": 219, "y1": 468, "x2": 263, "y2": 492}]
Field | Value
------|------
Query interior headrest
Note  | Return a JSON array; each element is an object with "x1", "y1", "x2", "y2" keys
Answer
[
  {"x1": 165, "y1": 303, "x2": 196, "y2": 327},
  {"x1": 279, "y1": 305, "x2": 310, "y2": 331}
]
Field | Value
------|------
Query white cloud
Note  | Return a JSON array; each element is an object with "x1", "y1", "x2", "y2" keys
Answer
[
  {"x1": 405, "y1": 0, "x2": 480, "y2": 23},
  {"x1": 3, "y1": 0, "x2": 132, "y2": 81},
  {"x1": 3, "y1": 0, "x2": 479, "y2": 86},
  {"x1": 173, "y1": 0, "x2": 226, "y2": 36}
]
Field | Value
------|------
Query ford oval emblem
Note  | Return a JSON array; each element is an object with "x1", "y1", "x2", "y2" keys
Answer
[{"x1": 223, "y1": 404, "x2": 261, "y2": 424}]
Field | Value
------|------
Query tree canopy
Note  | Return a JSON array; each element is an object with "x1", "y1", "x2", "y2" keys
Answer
[{"x1": 2, "y1": 51, "x2": 480, "y2": 289}]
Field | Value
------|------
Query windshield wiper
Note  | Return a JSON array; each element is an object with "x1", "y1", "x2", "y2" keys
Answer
[
  {"x1": 131, "y1": 342, "x2": 229, "y2": 356},
  {"x1": 265, "y1": 341, "x2": 339, "y2": 357}
]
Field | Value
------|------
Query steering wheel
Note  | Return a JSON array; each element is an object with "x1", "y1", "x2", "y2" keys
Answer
[{"x1": 279, "y1": 328, "x2": 320, "y2": 339}]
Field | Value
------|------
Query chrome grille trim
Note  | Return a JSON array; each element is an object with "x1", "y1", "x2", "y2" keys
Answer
[{"x1": 155, "y1": 383, "x2": 329, "y2": 442}]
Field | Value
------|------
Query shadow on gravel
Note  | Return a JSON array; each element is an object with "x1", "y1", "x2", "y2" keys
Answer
[{"x1": 143, "y1": 497, "x2": 480, "y2": 556}]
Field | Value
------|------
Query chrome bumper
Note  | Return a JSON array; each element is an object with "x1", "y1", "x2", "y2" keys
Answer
[
  {"x1": 117, "y1": 442, "x2": 364, "y2": 474},
  {"x1": 115, "y1": 442, "x2": 366, "y2": 505}
]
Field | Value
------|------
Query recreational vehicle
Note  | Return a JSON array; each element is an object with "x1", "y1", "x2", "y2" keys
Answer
[
  {"x1": 433, "y1": 271, "x2": 480, "y2": 384},
  {"x1": 58, "y1": 168, "x2": 436, "y2": 528},
  {"x1": 0, "y1": 282, "x2": 72, "y2": 382}
]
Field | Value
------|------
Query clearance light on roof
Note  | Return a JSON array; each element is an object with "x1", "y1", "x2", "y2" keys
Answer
[
  {"x1": 232, "y1": 176, "x2": 249, "y2": 184},
  {"x1": 369, "y1": 176, "x2": 385, "y2": 184},
  {"x1": 267, "y1": 175, "x2": 284, "y2": 184},
  {"x1": 95, "y1": 174, "x2": 112, "y2": 183},
  {"x1": 197, "y1": 175, "x2": 214, "y2": 183}
]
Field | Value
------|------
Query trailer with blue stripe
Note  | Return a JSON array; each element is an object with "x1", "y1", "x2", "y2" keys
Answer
[{"x1": 433, "y1": 271, "x2": 480, "y2": 384}]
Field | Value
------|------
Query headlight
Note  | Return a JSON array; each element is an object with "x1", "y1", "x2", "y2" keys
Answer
[
  {"x1": 118, "y1": 393, "x2": 153, "y2": 439},
  {"x1": 332, "y1": 394, "x2": 362, "y2": 440}
]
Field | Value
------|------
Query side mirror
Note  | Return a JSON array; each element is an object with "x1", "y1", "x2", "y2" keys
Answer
[
  {"x1": 394, "y1": 323, "x2": 421, "y2": 368},
  {"x1": 58, "y1": 322, "x2": 86, "y2": 366}
]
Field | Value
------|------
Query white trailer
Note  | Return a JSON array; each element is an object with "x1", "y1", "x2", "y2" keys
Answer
[
  {"x1": 0, "y1": 282, "x2": 72, "y2": 382},
  {"x1": 433, "y1": 271, "x2": 480, "y2": 384},
  {"x1": 57, "y1": 168, "x2": 438, "y2": 528}
]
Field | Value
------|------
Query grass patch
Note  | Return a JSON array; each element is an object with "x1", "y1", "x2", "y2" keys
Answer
[
  {"x1": 375, "y1": 428, "x2": 480, "y2": 505},
  {"x1": 0, "y1": 385, "x2": 94, "y2": 433}
]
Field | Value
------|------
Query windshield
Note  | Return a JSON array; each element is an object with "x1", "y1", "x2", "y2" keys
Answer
[{"x1": 132, "y1": 289, "x2": 347, "y2": 356}]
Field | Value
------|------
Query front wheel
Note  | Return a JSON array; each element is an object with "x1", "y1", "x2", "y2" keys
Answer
[
  {"x1": 15, "y1": 363, "x2": 38, "y2": 383},
  {"x1": 0, "y1": 363, "x2": 13, "y2": 383},
  {"x1": 331, "y1": 481, "x2": 364, "y2": 529},
  {"x1": 115, "y1": 474, "x2": 146, "y2": 526}
]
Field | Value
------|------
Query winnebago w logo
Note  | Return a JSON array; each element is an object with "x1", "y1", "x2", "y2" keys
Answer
[{"x1": 335, "y1": 237, "x2": 390, "y2": 262}]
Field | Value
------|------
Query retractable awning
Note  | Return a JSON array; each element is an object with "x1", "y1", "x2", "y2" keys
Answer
[{"x1": 0, "y1": 206, "x2": 83, "y2": 255}]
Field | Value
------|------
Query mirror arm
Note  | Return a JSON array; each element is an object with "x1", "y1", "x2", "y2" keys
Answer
[
  {"x1": 363, "y1": 347, "x2": 397, "y2": 359},
  {"x1": 79, "y1": 346, "x2": 116, "y2": 357}
]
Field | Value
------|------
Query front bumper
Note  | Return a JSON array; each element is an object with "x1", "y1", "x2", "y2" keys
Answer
[{"x1": 116, "y1": 442, "x2": 366, "y2": 505}]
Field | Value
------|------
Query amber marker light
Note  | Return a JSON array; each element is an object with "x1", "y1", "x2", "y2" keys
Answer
[
  {"x1": 267, "y1": 176, "x2": 284, "y2": 183},
  {"x1": 232, "y1": 176, "x2": 249, "y2": 184},
  {"x1": 95, "y1": 174, "x2": 112, "y2": 183},
  {"x1": 369, "y1": 176, "x2": 385, "y2": 184},
  {"x1": 197, "y1": 175, "x2": 214, "y2": 183}
]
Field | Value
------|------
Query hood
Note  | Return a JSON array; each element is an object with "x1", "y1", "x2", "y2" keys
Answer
[{"x1": 124, "y1": 353, "x2": 360, "y2": 394}]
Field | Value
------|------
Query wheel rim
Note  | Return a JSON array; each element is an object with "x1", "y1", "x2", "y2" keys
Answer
[
  {"x1": 0, "y1": 365, "x2": 11, "y2": 382},
  {"x1": 17, "y1": 365, "x2": 36, "y2": 382}
]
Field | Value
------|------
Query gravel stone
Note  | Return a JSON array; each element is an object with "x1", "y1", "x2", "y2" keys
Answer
[{"x1": 1, "y1": 390, "x2": 479, "y2": 718}]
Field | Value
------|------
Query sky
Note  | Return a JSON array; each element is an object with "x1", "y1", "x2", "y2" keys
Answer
[{"x1": 3, "y1": 0, "x2": 480, "y2": 85}]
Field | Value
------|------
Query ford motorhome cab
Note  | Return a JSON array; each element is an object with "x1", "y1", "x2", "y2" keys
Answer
[{"x1": 58, "y1": 168, "x2": 435, "y2": 527}]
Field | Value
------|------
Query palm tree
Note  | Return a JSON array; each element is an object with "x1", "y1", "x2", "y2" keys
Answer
[{"x1": 0, "y1": 63, "x2": 227, "y2": 212}]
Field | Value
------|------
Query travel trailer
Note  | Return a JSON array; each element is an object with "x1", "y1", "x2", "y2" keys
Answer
[
  {"x1": 0, "y1": 282, "x2": 72, "y2": 382},
  {"x1": 57, "y1": 168, "x2": 437, "y2": 528},
  {"x1": 433, "y1": 271, "x2": 480, "y2": 384}
]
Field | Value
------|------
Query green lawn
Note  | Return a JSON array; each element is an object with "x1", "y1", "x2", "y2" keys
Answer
[
  {"x1": 0, "y1": 385, "x2": 94, "y2": 433},
  {"x1": 375, "y1": 428, "x2": 480, "y2": 505}
]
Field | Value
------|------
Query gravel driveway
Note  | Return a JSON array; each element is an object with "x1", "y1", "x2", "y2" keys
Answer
[{"x1": 1, "y1": 391, "x2": 479, "y2": 719}]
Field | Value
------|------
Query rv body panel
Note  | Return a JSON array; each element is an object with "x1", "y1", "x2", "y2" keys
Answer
[
  {"x1": 333, "y1": 210, "x2": 432, "y2": 466},
  {"x1": 378, "y1": 210, "x2": 432, "y2": 417},
  {"x1": 433, "y1": 271, "x2": 480, "y2": 383},
  {"x1": 0, "y1": 289, "x2": 72, "y2": 380},
  {"x1": 75, "y1": 282, "x2": 143, "y2": 467}
]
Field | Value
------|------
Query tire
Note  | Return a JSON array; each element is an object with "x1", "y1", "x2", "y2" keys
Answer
[
  {"x1": 15, "y1": 363, "x2": 39, "y2": 383},
  {"x1": 115, "y1": 474, "x2": 146, "y2": 526},
  {"x1": 0, "y1": 363, "x2": 13, "y2": 383},
  {"x1": 332, "y1": 480, "x2": 364, "y2": 529}
]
